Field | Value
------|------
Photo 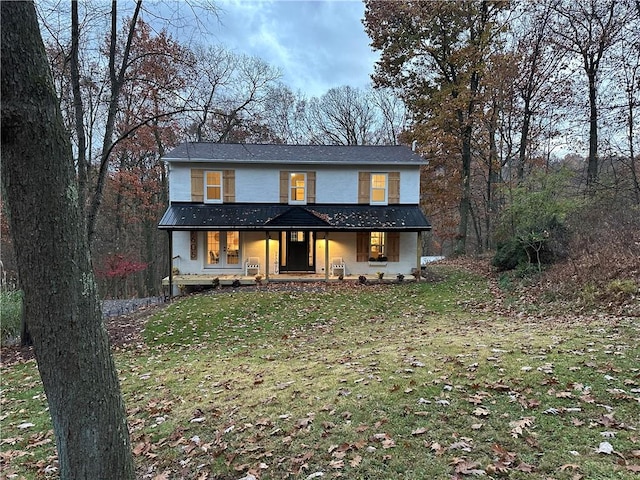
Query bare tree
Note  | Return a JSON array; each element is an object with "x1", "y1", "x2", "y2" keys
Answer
[
  {"x1": 510, "y1": 0, "x2": 568, "y2": 180},
  {"x1": 262, "y1": 83, "x2": 310, "y2": 144},
  {"x1": 184, "y1": 48, "x2": 282, "y2": 143},
  {"x1": 370, "y1": 88, "x2": 408, "y2": 145},
  {"x1": 610, "y1": 8, "x2": 640, "y2": 203},
  {"x1": 305, "y1": 86, "x2": 378, "y2": 145},
  {"x1": 1, "y1": 2, "x2": 134, "y2": 478},
  {"x1": 550, "y1": 0, "x2": 633, "y2": 188}
]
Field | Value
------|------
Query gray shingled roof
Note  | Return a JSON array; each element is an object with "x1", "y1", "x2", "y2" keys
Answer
[
  {"x1": 162, "y1": 143, "x2": 426, "y2": 165},
  {"x1": 159, "y1": 203, "x2": 432, "y2": 231}
]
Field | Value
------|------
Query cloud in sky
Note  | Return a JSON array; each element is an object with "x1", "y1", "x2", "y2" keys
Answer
[{"x1": 211, "y1": 0, "x2": 379, "y2": 97}]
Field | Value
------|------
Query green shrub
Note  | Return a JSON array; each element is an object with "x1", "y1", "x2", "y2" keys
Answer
[
  {"x1": 0, "y1": 290, "x2": 23, "y2": 342},
  {"x1": 606, "y1": 279, "x2": 638, "y2": 297},
  {"x1": 492, "y1": 238, "x2": 527, "y2": 271},
  {"x1": 493, "y1": 168, "x2": 581, "y2": 272},
  {"x1": 579, "y1": 283, "x2": 599, "y2": 306}
]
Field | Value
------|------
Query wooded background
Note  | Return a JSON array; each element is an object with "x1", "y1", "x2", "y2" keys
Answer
[{"x1": 1, "y1": 0, "x2": 638, "y2": 298}]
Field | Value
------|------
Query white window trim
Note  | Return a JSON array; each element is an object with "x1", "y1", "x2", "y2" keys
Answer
[
  {"x1": 289, "y1": 172, "x2": 307, "y2": 205},
  {"x1": 369, "y1": 231, "x2": 387, "y2": 261},
  {"x1": 204, "y1": 231, "x2": 241, "y2": 268},
  {"x1": 370, "y1": 172, "x2": 388, "y2": 205},
  {"x1": 204, "y1": 170, "x2": 223, "y2": 204}
]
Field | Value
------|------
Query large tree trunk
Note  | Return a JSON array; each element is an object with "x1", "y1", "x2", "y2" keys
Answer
[
  {"x1": 455, "y1": 127, "x2": 473, "y2": 255},
  {"x1": 1, "y1": 3, "x2": 135, "y2": 479},
  {"x1": 587, "y1": 68, "x2": 599, "y2": 187}
]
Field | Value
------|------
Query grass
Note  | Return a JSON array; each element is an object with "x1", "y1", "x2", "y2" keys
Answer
[
  {"x1": 0, "y1": 289, "x2": 23, "y2": 342},
  {"x1": 1, "y1": 266, "x2": 638, "y2": 479}
]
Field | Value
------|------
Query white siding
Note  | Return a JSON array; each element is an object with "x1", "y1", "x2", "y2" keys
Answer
[
  {"x1": 168, "y1": 164, "x2": 193, "y2": 202},
  {"x1": 399, "y1": 167, "x2": 420, "y2": 204},
  {"x1": 168, "y1": 162, "x2": 421, "y2": 204},
  {"x1": 315, "y1": 169, "x2": 359, "y2": 203},
  {"x1": 235, "y1": 168, "x2": 280, "y2": 203}
]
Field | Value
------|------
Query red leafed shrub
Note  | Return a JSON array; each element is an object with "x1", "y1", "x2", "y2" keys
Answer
[
  {"x1": 97, "y1": 254, "x2": 148, "y2": 299},
  {"x1": 98, "y1": 254, "x2": 147, "y2": 279}
]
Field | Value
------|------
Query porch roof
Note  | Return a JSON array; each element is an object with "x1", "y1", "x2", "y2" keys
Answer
[{"x1": 158, "y1": 203, "x2": 432, "y2": 231}]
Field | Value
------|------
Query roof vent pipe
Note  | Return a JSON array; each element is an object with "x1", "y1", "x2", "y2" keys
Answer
[{"x1": 412, "y1": 140, "x2": 417, "y2": 152}]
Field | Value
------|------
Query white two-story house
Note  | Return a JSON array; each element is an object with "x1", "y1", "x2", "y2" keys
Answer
[{"x1": 158, "y1": 143, "x2": 431, "y2": 290}]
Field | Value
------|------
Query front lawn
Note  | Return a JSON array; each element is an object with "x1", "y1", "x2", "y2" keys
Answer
[{"x1": 1, "y1": 266, "x2": 638, "y2": 479}]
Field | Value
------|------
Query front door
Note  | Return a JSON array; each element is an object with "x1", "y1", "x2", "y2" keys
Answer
[{"x1": 281, "y1": 231, "x2": 315, "y2": 272}]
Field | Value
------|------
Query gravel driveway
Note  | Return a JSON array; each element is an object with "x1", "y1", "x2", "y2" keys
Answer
[{"x1": 102, "y1": 296, "x2": 165, "y2": 318}]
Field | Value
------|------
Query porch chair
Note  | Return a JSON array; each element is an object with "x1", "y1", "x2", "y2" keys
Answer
[
  {"x1": 245, "y1": 257, "x2": 260, "y2": 276},
  {"x1": 331, "y1": 257, "x2": 345, "y2": 277}
]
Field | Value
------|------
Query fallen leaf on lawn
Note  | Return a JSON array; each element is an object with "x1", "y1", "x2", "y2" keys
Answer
[
  {"x1": 516, "y1": 462, "x2": 535, "y2": 472},
  {"x1": 509, "y1": 417, "x2": 534, "y2": 438},
  {"x1": 596, "y1": 441, "x2": 614, "y2": 454},
  {"x1": 236, "y1": 474, "x2": 257, "y2": 480},
  {"x1": 276, "y1": 381, "x2": 295, "y2": 390},
  {"x1": 295, "y1": 416, "x2": 313, "y2": 429},
  {"x1": 133, "y1": 439, "x2": 151, "y2": 456},
  {"x1": 331, "y1": 450, "x2": 346, "y2": 460},
  {"x1": 350, "y1": 455, "x2": 362, "y2": 467},
  {"x1": 473, "y1": 407, "x2": 490, "y2": 416},
  {"x1": 452, "y1": 458, "x2": 485, "y2": 475},
  {"x1": 411, "y1": 427, "x2": 428, "y2": 436},
  {"x1": 382, "y1": 438, "x2": 396, "y2": 449},
  {"x1": 560, "y1": 464, "x2": 580, "y2": 471},
  {"x1": 17, "y1": 422, "x2": 35, "y2": 429},
  {"x1": 430, "y1": 442, "x2": 446, "y2": 455},
  {"x1": 448, "y1": 440, "x2": 473, "y2": 452}
]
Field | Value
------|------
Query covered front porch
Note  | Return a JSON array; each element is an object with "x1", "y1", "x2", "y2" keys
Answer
[{"x1": 158, "y1": 203, "x2": 432, "y2": 297}]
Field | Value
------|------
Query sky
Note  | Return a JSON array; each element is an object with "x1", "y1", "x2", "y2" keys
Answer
[{"x1": 174, "y1": 0, "x2": 379, "y2": 97}]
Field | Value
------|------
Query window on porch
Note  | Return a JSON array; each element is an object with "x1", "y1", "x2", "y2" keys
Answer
[
  {"x1": 357, "y1": 232, "x2": 400, "y2": 262},
  {"x1": 369, "y1": 231, "x2": 387, "y2": 260}
]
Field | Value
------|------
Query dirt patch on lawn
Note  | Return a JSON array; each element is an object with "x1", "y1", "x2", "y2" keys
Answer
[{"x1": 0, "y1": 303, "x2": 166, "y2": 368}]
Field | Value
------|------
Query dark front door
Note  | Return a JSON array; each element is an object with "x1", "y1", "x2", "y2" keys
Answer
[{"x1": 281, "y1": 231, "x2": 314, "y2": 272}]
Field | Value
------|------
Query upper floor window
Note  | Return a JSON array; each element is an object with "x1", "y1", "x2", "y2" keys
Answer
[
  {"x1": 289, "y1": 172, "x2": 306, "y2": 204},
  {"x1": 370, "y1": 173, "x2": 388, "y2": 205},
  {"x1": 205, "y1": 171, "x2": 223, "y2": 203}
]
